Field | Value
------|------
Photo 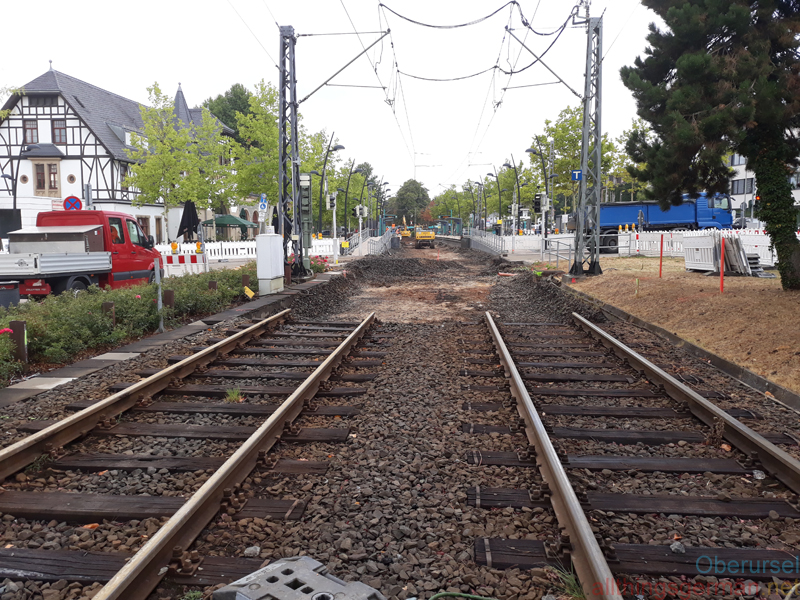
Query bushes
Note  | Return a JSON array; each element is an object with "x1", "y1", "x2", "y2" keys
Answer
[{"x1": 0, "y1": 262, "x2": 258, "y2": 387}]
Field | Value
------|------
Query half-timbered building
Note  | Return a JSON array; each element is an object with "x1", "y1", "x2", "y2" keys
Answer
[{"x1": 0, "y1": 68, "x2": 233, "y2": 242}]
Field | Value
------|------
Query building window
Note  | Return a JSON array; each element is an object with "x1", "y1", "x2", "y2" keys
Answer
[
  {"x1": 24, "y1": 120, "x2": 38, "y2": 144},
  {"x1": 36, "y1": 165, "x2": 45, "y2": 190},
  {"x1": 28, "y1": 96, "x2": 57, "y2": 107},
  {"x1": 52, "y1": 120, "x2": 67, "y2": 144},
  {"x1": 33, "y1": 162, "x2": 60, "y2": 197},
  {"x1": 731, "y1": 178, "x2": 754, "y2": 195},
  {"x1": 120, "y1": 164, "x2": 129, "y2": 191},
  {"x1": 48, "y1": 164, "x2": 58, "y2": 190},
  {"x1": 730, "y1": 154, "x2": 746, "y2": 166},
  {"x1": 137, "y1": 217, "x2": 150, "y2": 239},
  {"x1": 155, "y1": 216, "x2": 163, "y2": 244}
]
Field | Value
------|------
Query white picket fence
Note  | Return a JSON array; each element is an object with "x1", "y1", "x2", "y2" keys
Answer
[{"x1": 156, "y1": 238, "x2": 337, "y2": 262}]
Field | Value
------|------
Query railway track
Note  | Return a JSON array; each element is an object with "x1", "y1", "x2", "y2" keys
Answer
[
  {"x1": 460, "y1": 312, "x2": 800, "y2": 599},
  {"x1": 0, "y1": 310, "x2": 382, "y2": 600},
  {"x1": 2, "y1": 291, "x2": 799, "y2": 600}
]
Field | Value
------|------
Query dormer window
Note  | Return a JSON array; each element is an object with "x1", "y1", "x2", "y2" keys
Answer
[{"x1": 28, "y1": 96, "x2": 57, "y2": 107}]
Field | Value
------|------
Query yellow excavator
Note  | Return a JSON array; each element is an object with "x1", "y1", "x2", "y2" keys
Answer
[{"x1": 400, "y1": 216, "x2": 411, "y2": 238}]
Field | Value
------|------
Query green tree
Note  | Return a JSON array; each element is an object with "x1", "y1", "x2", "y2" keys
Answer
[
  {"x1": 231, "y1": 81, "x2": 280, "y2": 209},
  {"x1": 393, "y1": 179, "x2": 430, "y2": 223},
  {"x1": 124, "y1": 83, "x2": 197, "y2": 233},
  {"x1": 191, "y1": 108, "x2": 236, "y2": 213},
  {"x1": 0, "y1": 86, "x2": 23, "y2": 121},
  {"x1": 620, "y1": 0, "x2": 800, "y2": 289},
  {"x1": 202, "y1": 83, "x2": 253, "y2": 146}
]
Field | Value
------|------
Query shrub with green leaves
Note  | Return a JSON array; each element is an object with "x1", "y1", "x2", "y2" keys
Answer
[{"x1": 0, "y1": 262, "x2": 258, "y2": 387}]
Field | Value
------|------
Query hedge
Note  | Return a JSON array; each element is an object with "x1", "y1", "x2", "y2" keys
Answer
[{"x1": 0, "y1": 263, "x2": 258, "y2": 388}]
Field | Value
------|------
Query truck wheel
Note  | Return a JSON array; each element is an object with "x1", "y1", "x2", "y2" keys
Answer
[
  {"x1": 149, "y1": 271, "x2": 156, "y2": 284},
  {"x1": 69, "y1": 280, "x2": 87, "y2": 292}
]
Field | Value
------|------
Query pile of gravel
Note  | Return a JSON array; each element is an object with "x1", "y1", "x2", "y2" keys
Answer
[
  {"x1": 291, "y1": 274, "x2": 359, "y2": 319},
  {"x1": 345, "y1": 256, "x2": 464, "y2": 284},
  {"x1": 489, "y1": 271, "x2": 606, "y2": 323}
]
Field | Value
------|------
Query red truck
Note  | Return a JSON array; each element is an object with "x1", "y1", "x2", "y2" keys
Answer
[{"x1": 0, "y1": 210, "x2": 162, "y2": 295}]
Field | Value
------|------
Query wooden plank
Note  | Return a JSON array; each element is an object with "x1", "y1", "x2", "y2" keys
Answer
[
  {"x1": 611, "y1": 544, "x2": 800, "y2": 580},
  {"x1": 508, "y1": 342, "x2": 595, "y2": 349},
  {"x1": 516, "y1": 361, "x2": 619, "y2": 368},
  {"x1": 0, "y1": 548, "x2": 131, "y2": 583},
  {"x1": 466, "y1": 358, "x2": 499, "y2": 365},
  {"x1": 235, "y1": 497, "x2": 306, "y2": 520},
  {"x1": 529, "y1": 387, "x2": 662, "y2": 397},
  {"x1": 552, "y1": 427, "x2": 794, "y2": 446},
  {"x1": 464, "y1": 451, "x2": 537, "y2": 467},
  {"x1": 23, "y1": 422, "x2": 352, "y2": 442},
  {"x1": 512, "y1": 350, "x2": 607, "y2": 357},
  {"x1": 539, "y1": 405, "x2": 683, "y2": 418},
  {"x1": 523, "y1": 373, "x2": 632, "y2": 383},
  {"x1": 587, "y1": 492, "x2": 800, "y2": 518},
  {"x1": 282, "y1": 428, "x2": 350, "y2": 443},
  {"x1": 289, "y1": 320, "x2": 363, "y2": 326},
  {"x1": 0, "y1": 490, "x2": 184, "y2": 522},
  {"x1": 462, "y1": 424, "x2": 514, "y2": 434},
  {"x1": 109, "y1": 383, "x2": 367, "y2": 398},
  {"x1": 134, "y1": 369, "x2": 376, "y2": 383},
  {"x1": 286, "y1": 325, "x2": 357, "y2": 332},
  {"x1": 501, "y1": 322, "x2": 572, "y2": 327},
  {"x1": 466, "y1": 487, "x2": 550, "y2": 510},
  {"x1": 461, "y1": 385, "x2": 507, "y2": 392},
  {"x1": 473, "y1": 539, "x2": 556, "y2": 570},
  {"x1": 65, "y1": 401, "x2": 360, "y2": 417},
  {"x1": 270, "y1": 332, "x2": 347, "y2": 338},
  {"x1": 473, "y1": 539, "x2": 800, "y2": 580},
  {"x1": 566, "y1": 455, "x2": 748, "y2": 474},
  {"x1": 462, "y1": 402, "x2": 504, "y2": 412},
  {"x1": 55, "y1": 453, "x2": 226, "y2": 472},
  {"x1": 270, "y1": 459, "x2": 329, "y2": 474},
  {"x1": 210, "y1": 357, "x2": 384, "y2": 368},
  {"x1": 460, "y1": 369, "x2": 502, "y2": 377}
]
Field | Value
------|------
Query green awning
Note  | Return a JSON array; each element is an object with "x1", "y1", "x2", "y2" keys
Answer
[{"x1": 202, "y1": 214, "x2": 259, "y2": 228}]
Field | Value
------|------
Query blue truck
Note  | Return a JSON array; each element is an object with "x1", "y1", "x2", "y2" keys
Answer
[{"x1": 598, "y1": 193, "x2": 733, "y2": 251}]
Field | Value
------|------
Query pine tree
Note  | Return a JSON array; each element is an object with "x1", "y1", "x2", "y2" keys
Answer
[{"x1": 621, "y1": 0, "x2": 800, "y2": 289}]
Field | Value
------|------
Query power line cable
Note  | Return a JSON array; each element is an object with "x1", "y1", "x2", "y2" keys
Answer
[
  {"x1": 260, "y1": 0, "x2": 280, "y2": 30},
  {"x1": 226, "y1": 0, "x2": 279, "y2": 69},
  {"x1": 379, "y1": 1, "x2": 527, "y2": 29}
]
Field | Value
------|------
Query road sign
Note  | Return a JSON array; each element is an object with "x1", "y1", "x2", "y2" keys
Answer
[
  {"x1": 64, "y1": 196, "x2": 82, "y2": 211},
  {"x1": 571, "y1": 170, "x2": 582, "y2": 181},
  {"x1": 258, "y1": 211, "x2": 266, "y2": 222},
  {"x1": 259, "y1": 202, "x2": 267, "y2": 211}
]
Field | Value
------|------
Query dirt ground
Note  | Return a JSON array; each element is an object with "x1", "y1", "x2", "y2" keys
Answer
[{"x1": 562, "y1": 255, "x2": 800, "y2": 395}]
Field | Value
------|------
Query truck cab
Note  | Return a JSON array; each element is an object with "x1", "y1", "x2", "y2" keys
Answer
[
  {"x1": 3, "y1": 210, "x2": 162, "y2": 295},
  {"x1": 684, "y1": 193, "x2": 733, "y2": 229}
]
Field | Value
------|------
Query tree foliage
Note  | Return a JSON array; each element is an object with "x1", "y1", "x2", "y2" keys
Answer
[
  {"x1": 392, "y1": 179, "x2": 430, "y2": 223},
  {"x1": 202, "y1": 83, "x2": 253, "y2": 146},
  {"x1": 620, "y1": 0, "x2": 800, "y2": 289}
]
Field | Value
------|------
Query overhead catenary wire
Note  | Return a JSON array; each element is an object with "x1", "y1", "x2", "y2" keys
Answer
[
  {"x1": 260, "y1": 0, "x2": 280, "y2": 31},
  {"x1": 379, "y1": 1, "x2": 528, "y2": 29},
  {"x1": 226, "y1": 0, "x2": 279, "y2": 70}
]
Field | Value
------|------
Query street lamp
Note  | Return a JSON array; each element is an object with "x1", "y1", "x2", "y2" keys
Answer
[
  {"x1": 318, "y1": 135, "x2": 344, "y2": 233},
  {"x1": 342, "y1": 162, "x2": 364, "y2": 236},
  {"x1": 487, "y1": 170, "x2": 501, "y2": 232}
]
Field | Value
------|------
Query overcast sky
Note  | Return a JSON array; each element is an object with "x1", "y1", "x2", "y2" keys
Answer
[{"x1": 2, "y1": 0, "x2": 663, "y2": 198}]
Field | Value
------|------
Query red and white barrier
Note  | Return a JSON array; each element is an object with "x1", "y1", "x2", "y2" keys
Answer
[{"x1": 162, "y1": 252, "x2": 209, "y2": 276}]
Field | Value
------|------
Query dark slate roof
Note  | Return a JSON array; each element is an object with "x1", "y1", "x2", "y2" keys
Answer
[
  {"x1": 23, "y1": 143, "x2": 65, "y2": 158},
  {"x1": 2, "y1": 70, "x2": 233, "y2": 161},
  {"x1": 175, "y1": 83, "x2": 234, "y2": 136}
]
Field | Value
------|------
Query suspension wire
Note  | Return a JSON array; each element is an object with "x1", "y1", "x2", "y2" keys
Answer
[
  {"x1": 379, "y1": 1, "x2": 527, "y2": 29},
  {"x1": 260, "y1": 0, "x2": 280, "y2": 30},
  {"x1": 226, "y1": 0, "x2": 279, "y2": 69},
  {"x1": 298, "y1": 31, "x2": 386, "y2": 36},
  {"x1": 380, "y1": 10, "x2": 417, "y2": 157}
]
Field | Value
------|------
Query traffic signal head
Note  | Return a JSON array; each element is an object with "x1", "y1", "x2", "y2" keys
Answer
[
  {"x1": 755, "y1": 194, "x2": 762, "y2": 201},
  {"x1": 351, "y1": 207, "x2": 358, "y2": 217}
]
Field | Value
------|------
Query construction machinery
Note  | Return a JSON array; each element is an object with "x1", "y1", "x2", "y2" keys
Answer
[
  {"x1": 400, "y1": 216, "x2": 411, "y2": 238},
  {"x1": 414, "y1": 226, "x2": 435, "y2": 249}
]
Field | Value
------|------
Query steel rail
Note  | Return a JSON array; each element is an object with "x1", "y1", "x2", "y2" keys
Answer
[
  {"x1": 0, "y1": 309, "x2": 292, "y2": 482},
  {"x1": 94, "y1": 312, "x2": 375, "y2": 600},
  {"x1": 484, "y1": 312, "x2": 621, "y2": 600},
  {"x1": 572, "y1": 312, "x2": 800, "y2": 495}
]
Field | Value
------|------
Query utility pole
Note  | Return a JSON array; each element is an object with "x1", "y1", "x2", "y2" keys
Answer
[
  {"x1": 570, "y1": 8, "x2": 604, "y2": 276},
  {"x1": 277, "y1": 25, "x2": 305, "y2": 275}
]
